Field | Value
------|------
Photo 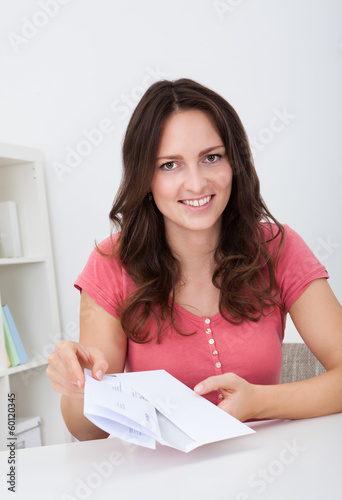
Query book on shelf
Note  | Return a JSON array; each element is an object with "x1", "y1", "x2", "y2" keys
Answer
[
  {"x1": 2, "y1": 304, "x2": 28, "y2": 367},
  {"x1": 2, "y1": 309, "x2": 20, "y2": 367}
]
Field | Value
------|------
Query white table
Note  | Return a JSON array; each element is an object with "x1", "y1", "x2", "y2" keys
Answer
[{"x1": 1, "y1": 413, "x2": 341, "y2": 500}]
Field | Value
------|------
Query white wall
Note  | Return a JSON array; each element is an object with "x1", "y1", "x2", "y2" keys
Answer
[{"x1": 1, "y1": 0, "x2": 341, "y2": 343}]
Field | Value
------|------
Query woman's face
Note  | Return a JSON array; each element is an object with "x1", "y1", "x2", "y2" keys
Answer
[{"x1": 150, "y1": 109, "x2": 233, "y2": 240}]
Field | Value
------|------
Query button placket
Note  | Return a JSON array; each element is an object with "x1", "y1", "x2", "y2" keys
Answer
[
  {"x1": 203, "y1": 317, "x2": 223, "y2": 374},
  {"x1": 202, "y1": 318, "x2": 224, "y2": 405}
]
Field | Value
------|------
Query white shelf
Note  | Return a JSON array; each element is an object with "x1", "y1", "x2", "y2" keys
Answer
[
  {"x1": 0, "y1": 358, "x2": 47, "y2": 377},
  {"x1": 0, "y1": 256, "x2": 46, "y2": 266},
  {"x1": 0, "y1": 142, "x2": 43, "y2": 166},
  {"x1": 0, "y1": 143, "x2": 69, "y2": 450}
]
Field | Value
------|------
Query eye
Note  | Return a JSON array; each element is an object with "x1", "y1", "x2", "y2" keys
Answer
[
  {"x1": 160, "y1": 161, "x2": 177, "y2": 171},
  {"x1": 204, "y1": 154, "x2": 222, "y2": 164}
]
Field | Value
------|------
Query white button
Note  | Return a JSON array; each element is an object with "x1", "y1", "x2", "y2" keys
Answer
[
  {"x1": 209, "y1": 338, "x2": 214, "y2": 345},
  {"x1": 205, "y1": 318, "x2": 210, "y2": 324},
  {"x1": 212, "y1": 350, "x2": 218, "y2": 356},
  {"x1": 215, "y1": 362, "x2": 221, "y2": 368},
  {"x1": 218, "y1": 393, "x2": 224, "y2": 400},
  {"x1": 205, "y1": 328, "x2": 211, "y2": 334}
]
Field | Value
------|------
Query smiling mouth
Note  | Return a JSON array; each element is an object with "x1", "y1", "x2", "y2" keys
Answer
[{"x1": 179, "y1": 195, "x2": 213, "y2": 207}]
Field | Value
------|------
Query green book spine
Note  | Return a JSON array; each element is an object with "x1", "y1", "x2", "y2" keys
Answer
[{"x1": 2, "y1": 309, "x2": 20, "y2": 367}]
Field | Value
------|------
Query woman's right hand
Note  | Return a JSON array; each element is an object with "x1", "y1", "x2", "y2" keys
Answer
[
  {"x1": 46, "y1": 340, "x2": 109, "y2": 398},
  {"x1": 47, "y1": 292, "x2": 126, "y2": 440}
]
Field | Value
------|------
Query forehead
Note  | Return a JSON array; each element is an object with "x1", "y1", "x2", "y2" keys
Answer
[{"x1": 157, "y1": 109, "x2": 221, "y2": 154}]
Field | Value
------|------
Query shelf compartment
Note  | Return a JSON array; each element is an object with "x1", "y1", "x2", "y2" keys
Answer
[
  {"x1": 0, "y1": 357, "x2": 47, "y2": 378},
  {"x1": 0, "y1": 257, "x2": 46, "y2": 266},
  {"x1": 0, "y1": 262, "x2": 59, "y2": 367},
  {"x1": 0, "y1": 162, "x2": 48, "y2": 259}
]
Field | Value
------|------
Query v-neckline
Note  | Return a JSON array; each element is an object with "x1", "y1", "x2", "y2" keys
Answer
[{"x1": 168, "y1": 297, "x2": 222, "y2": 323}]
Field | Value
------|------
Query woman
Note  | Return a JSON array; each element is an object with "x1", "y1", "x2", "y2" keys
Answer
[{"x1": 47, "y1": 78, "x2": 342, "y2": 441}]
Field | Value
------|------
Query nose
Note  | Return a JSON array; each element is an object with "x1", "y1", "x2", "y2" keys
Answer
[{"x1": 183, "y1": 165, "x2": 208, "y2": 194}]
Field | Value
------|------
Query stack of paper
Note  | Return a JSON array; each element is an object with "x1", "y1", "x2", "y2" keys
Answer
[{"x1": 84, "y1": 369, "x2": 255, "y2": 453}]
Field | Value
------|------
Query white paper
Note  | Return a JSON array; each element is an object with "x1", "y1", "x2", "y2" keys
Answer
[
  {"x1": 84, "y1": 371, "x2": 160, "y2": 449},
  {"x1": 84, "y1": 369, "x2": 255, "y2": 453}
]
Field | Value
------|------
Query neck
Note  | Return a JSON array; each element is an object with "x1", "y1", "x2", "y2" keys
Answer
[{"x1": 165, "y1": 225, "x2": 221, "y2": 276}]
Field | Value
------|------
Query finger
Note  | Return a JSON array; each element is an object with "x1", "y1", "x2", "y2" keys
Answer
[
  {"x1": 90, "y1": 358, "x2": 108, "y2": 383},
  {"x1": 77, "y1": 347, "x2": 109, "y2": 383},
  {"x1": 63, "y1": 343, "x2": 108, "y2": 388},
  {"x1": 52, "y1": 341, "x2": 86, "y2": 387},
  {"x1": 194, "y1": 373, "x2": 238, "y2": 395},
  {"x1": 49, "y1": 341, "x2": 109, "y2": 389},
  {"x1": 49, "y1": 377, "x2": 85, "y2": 398},
  {"x1": 217, "y1": 400, "x2": 243, "y2": 421},
  {"x1": 46, "y1": 364, "x2": 84, "y2": 397},
  {"x1": 74, "y1": 344, "x2": 109, "y2": 385}
]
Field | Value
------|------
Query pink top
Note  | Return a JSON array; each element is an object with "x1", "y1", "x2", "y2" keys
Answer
[{"x1": 74, "y1": 224, "x2": 329, "y2": 405}]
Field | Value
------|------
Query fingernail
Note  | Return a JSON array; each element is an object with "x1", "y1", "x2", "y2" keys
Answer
[
  {"x1": 194, "y1": 383, "x2": 203, "y2": 393},
  {"x1": 96, "y1": 370, "x2": 103, "y2": 380},
  {"x1": 77, "y1": 380, "x2": 81, "y2": 388}
]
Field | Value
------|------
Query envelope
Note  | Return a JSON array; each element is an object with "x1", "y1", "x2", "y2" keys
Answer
[{"x1": 84, "y1": 369, "x2": 255, "y2": 453}]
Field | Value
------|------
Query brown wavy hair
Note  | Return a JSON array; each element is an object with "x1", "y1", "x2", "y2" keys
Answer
[{"x1": 105, "y1": 78, "x2": 284, "y2": 343}]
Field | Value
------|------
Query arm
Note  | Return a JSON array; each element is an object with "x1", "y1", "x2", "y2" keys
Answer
[
  {"x1": 47, "y1": 291, "x2": 127, "y2": 440},
  {"x1": 254, "y1": 278, "x2": 342, "y2": 419},
  {"x1": 194, "y1": 279, "x2": 342, "y2": 421}
]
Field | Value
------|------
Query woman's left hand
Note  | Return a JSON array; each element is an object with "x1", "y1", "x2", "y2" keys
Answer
[{"x1": 194, "y1": 373, "x2": 260, "y2": 422}]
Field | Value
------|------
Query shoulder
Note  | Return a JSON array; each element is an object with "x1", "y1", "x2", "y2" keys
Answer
[
  {"x1": 261, "y1": 223, "x2": 329, "y2": 311},
  {"x1": 75, "y1": 232, "x2": 123, "y2": 282},
  {"x1": 86, "y1": 232, "x2": 124, "y2": 268},
  {"x1": 95, "y1": 232, "x2": 121, "y2": 256},
  {"x1": 82, "y1": 232, "x2": 133, "y2": 283},
  {"x1": 74, "y1": 232, "x2": 135, "y2": 317},
  {"x1": 277, "y1": 223, "x2": 329, "y2": 275},
  {"x1": 263, "y1": 222, "x2": 318, "y2": 262},
  {"x1": 259, "y1": 221, "x2": 314, "y2": 258},
  {"x1": 77, "y1": 233, "x2": 122, "y2": 276}
]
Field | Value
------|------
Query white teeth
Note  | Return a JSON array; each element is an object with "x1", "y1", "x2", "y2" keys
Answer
[{"x1": 181, "y1": 195, "x2": 212, "y2": 207}]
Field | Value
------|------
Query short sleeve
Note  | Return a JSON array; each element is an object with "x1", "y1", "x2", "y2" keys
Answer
[
  {"x1": 74, "y1": 234, "x2": 133, "y2": 318},
  {"x1": 276, "y1": 225, "x2": 329, "y2": 312}
]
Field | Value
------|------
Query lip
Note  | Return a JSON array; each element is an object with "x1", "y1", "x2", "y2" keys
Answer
[{"x1": 178, "y1": 194, "x2": 215, "y2": 210}]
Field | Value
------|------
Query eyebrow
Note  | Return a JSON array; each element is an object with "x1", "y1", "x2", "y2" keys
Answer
[{"x1": 156, "y1": 144, "x2": 225, "y2": 161}]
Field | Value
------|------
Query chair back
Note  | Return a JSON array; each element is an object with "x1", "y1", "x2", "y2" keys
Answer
[{"x1": 281, "y1": 342, "x2": 326, "y2": 383}]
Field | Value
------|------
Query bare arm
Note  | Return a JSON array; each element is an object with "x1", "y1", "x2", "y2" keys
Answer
[
  {"x1": 252, "y1": 278, "x2": 342, "y2": 419},
  {"x1": 47, "y1": 291, "x2": 127, "y2": 440},
  {"x1": 195, "y1": 279, "x2": 342, "y2": 421}
]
